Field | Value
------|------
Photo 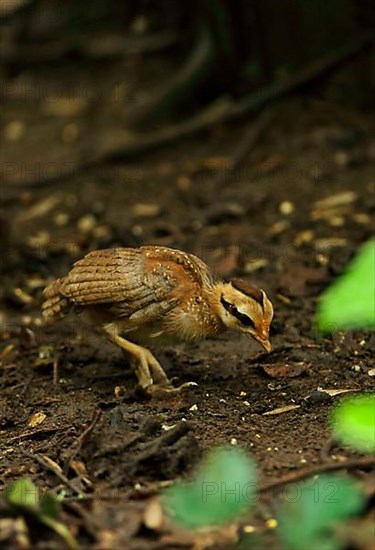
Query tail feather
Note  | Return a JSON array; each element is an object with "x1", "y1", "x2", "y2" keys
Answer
[{"x1": 42, "y1": 278, "x2": 70, "y2": 320}]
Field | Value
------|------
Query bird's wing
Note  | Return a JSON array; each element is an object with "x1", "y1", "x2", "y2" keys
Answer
[
  {"x1": 58, "y1": 248, "x2": 178, "y2": 316},
  {"x1": 140, "y1": 245, "x2": 213, "y2": 287}
]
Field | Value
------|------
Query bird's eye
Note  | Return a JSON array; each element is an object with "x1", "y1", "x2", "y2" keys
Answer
[{"x1": 220, "y1": 296, "x2": 255, "y2": 328}]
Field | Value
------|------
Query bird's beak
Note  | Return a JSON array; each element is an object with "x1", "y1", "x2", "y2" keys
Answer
[
  {"x1": 254, "y1": 333, "x2": 272, "y2": 352},
  {"x1": 259, "y1": 338, "x2": 272, "y2": 352}
]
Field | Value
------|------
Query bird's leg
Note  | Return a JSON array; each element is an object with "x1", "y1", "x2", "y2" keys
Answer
[{"x1": 103, "y1": 325, "x2": 196, "y2": 395}]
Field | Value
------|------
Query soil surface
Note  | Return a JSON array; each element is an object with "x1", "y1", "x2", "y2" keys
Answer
[{"x1": 1, "y1": 100, "x2": 374, "y2": 549}]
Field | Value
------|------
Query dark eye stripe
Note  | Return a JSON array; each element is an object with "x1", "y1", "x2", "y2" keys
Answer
[{"x1": 220, "y1": 296, "x2": 255, "y2": 328}]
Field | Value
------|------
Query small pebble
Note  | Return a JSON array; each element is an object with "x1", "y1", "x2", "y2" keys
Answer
[
  {"x1": 279, "y1": 201, "x2": 295, "y2": 215},
  {"x1": 243, "y1": 525, "x2": 256, "y2": 534},
  {"x1": 77, "y1": 214, "x2": 96, "y2": 233},
  {"x1": 5, "y1": 120, "x2": 25, "y2": 141},
  {"x1": 93, "y1": 225, "x2": 111, "y2": 239},
  {"x1": 189, "y1": 404, "x2": 198, "y2": 412},
  {"x1": 114, "y1": 386, "x2": 126, "y2": 398},
  {"x1": 266, "y1": 518, "x2": 278, "y2": 529},
  {"x1": 244, "y1": 258, "x2": 269, "y2": 273},
  {"x1": 131, "y1": 224, "x2": 143, "y2": 236},
  {"x1": 132, "y1": 203, "x2": 161, "y2": 217},
  {"x1": 316, "y1": 253, "x2": 329, "y2": 265},
  {"x1": 230, "y1": 438, "x2": 238, "y2": 445},
  {"x1": 162, "y1": 424, "x2": 176, "y2": 431},
  {"x1": 353, "y1": 213, "x2": 371, "y2": 225},
  {"x1": 54, "y1": 212, "x2": 69, "y2": 227},
  {"x1": 328, "y1": 216, "x2": 345, "y2": 227}
]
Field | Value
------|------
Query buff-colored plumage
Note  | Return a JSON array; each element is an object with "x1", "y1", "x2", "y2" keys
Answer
[{"x1": 43, "y1": 246, "x2": 273, "y2": 395}]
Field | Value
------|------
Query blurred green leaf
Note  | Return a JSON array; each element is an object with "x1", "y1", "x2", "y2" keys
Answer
[
  {"x1": 5, "y1": 479, "x2": 39, "y2": 512},
  {"x1": 163, "y1": 446, "x2": 257, "y2": 529},
  {"x1": 5, "y1": 479, "x2": 78, "y2": 550},
  {"x1": 317, "y1": 238, "x2": 375, "y2": 332},
  {"x1": 277, "y1": 475, "x2": 364, "y2": 550},
  {"x1": 40, "y1": 492, "x2": 61, "y2": 519},
  {"x1": 332, "y1": 394, "x2": 375, "y2": 454}
]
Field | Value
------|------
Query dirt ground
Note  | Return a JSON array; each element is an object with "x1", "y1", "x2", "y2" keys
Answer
[{"x1": 1, "y1": 100, "x2": 374, "y2": 549}]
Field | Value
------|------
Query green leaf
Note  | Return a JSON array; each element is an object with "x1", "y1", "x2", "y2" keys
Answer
[
  {"x1": 316, "y1": 238, "x2": 375, "y2": 332},
  {"x1": 277, "y1": 475, "x2": 364, "y2": 550},
  {"x1": 40, "y1": 492, "x2": 61, "y2": 519},
  {"x1": 163, "y1": 446, "x2": 257, "y2": 529},
  {"x1": 5, "y1": 479, "x2": 39, "y2": 512},
  {"x1": 5, "y1": 479, "x2": 78, "y2": 550},
  {"x1": 332, "y1": 394, "x2": 375, "y2": 454},
  {"x1": 41, "y1": 516, "x2": 79, "y2": 550}
]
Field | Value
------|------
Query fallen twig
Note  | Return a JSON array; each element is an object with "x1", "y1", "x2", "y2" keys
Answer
[
  {"x1": 20, "y1": 450, "x2": 84, "y2": 497},
  {"x1": 260, "y1": 456, "x2": 375, "y2": 494},
  {"x1": 104, "y1": 33, "x2": 373, "y2": 159},
  {"x1": 63, "y1": 409, "x2": 102, "y2": 475}
]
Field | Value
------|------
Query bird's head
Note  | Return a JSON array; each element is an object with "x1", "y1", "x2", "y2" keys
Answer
[{"x1": 215, "y1": 278, "x2": 274, "y2": 352}]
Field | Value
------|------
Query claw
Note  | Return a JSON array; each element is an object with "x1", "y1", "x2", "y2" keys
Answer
[{"x1": 144, "y1": 380, "x2": 198, "y2": 398}]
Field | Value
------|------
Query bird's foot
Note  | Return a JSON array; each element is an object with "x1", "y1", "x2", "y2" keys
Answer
[{"x1": 143, "y1": 380, "x2": 198, "y2": 398}]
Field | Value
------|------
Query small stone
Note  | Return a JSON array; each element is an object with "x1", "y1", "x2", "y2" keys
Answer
[
  {"x1": 352, "y1": 365, "x2": 361, "y2": 372},
  {"x1": 266, "y1": 518, "x2": 278, "y2": 529},
  {"x1": 353, "y1": 213, "x2": 371, "y2": 225},
  {"x1": 114, "y1": 386, "x2": 126, "y2": 398},
  {"x1": 162, "y1": 424, "x2": 176, "y2": 431},
  {"x1": 5, "y1": 120, "x2": 25, "y2": 142},
  {"x1": 143, "y1": 497, "x2": 163, "y2": 531},
  {"x1": 294, "y1": 230, "x2": 314, "y2": 247},
  {"x1": 316, "y1": 253, "x2": 329, "y2": 265},
  {"x1": 132, "y1": 203, "x2": 161, "y2": 217},
  {"x1": 243, "y1": 525, "x2": 256, "y2": 534},
  {"x1": 279, "y1": 201, "x2": 295, "y2": 215},
  {"x1": 244, "y1": 258, "x2": 269, "y2": 273},
  {"x1": 54, "y1": 212, "x2": 69, "y2": 227},
  {"x1": 328, "y1": 216, "x2": 345, "y2": 227},
  {"x1": 230, "y1": 438, "x2": 238, "y2": 445},
  {"x1": 240, "y1": 391, "x2": 247, "y2": 397},
  {"x1": 131, "y1": 224, "x2": 143, "y2": 236},
  {"x1": 93, "y1": 225, "x2": 111, "y2": 239},
  {"x1": 189, "y1": 404, "x2": 198, "y2": 412},
  {"x1": 28, "y1": 412, "x2": 46, "y2": 428},
  {"x1": 77, "y1": 214, "x2": 96, "y2": 233}
]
